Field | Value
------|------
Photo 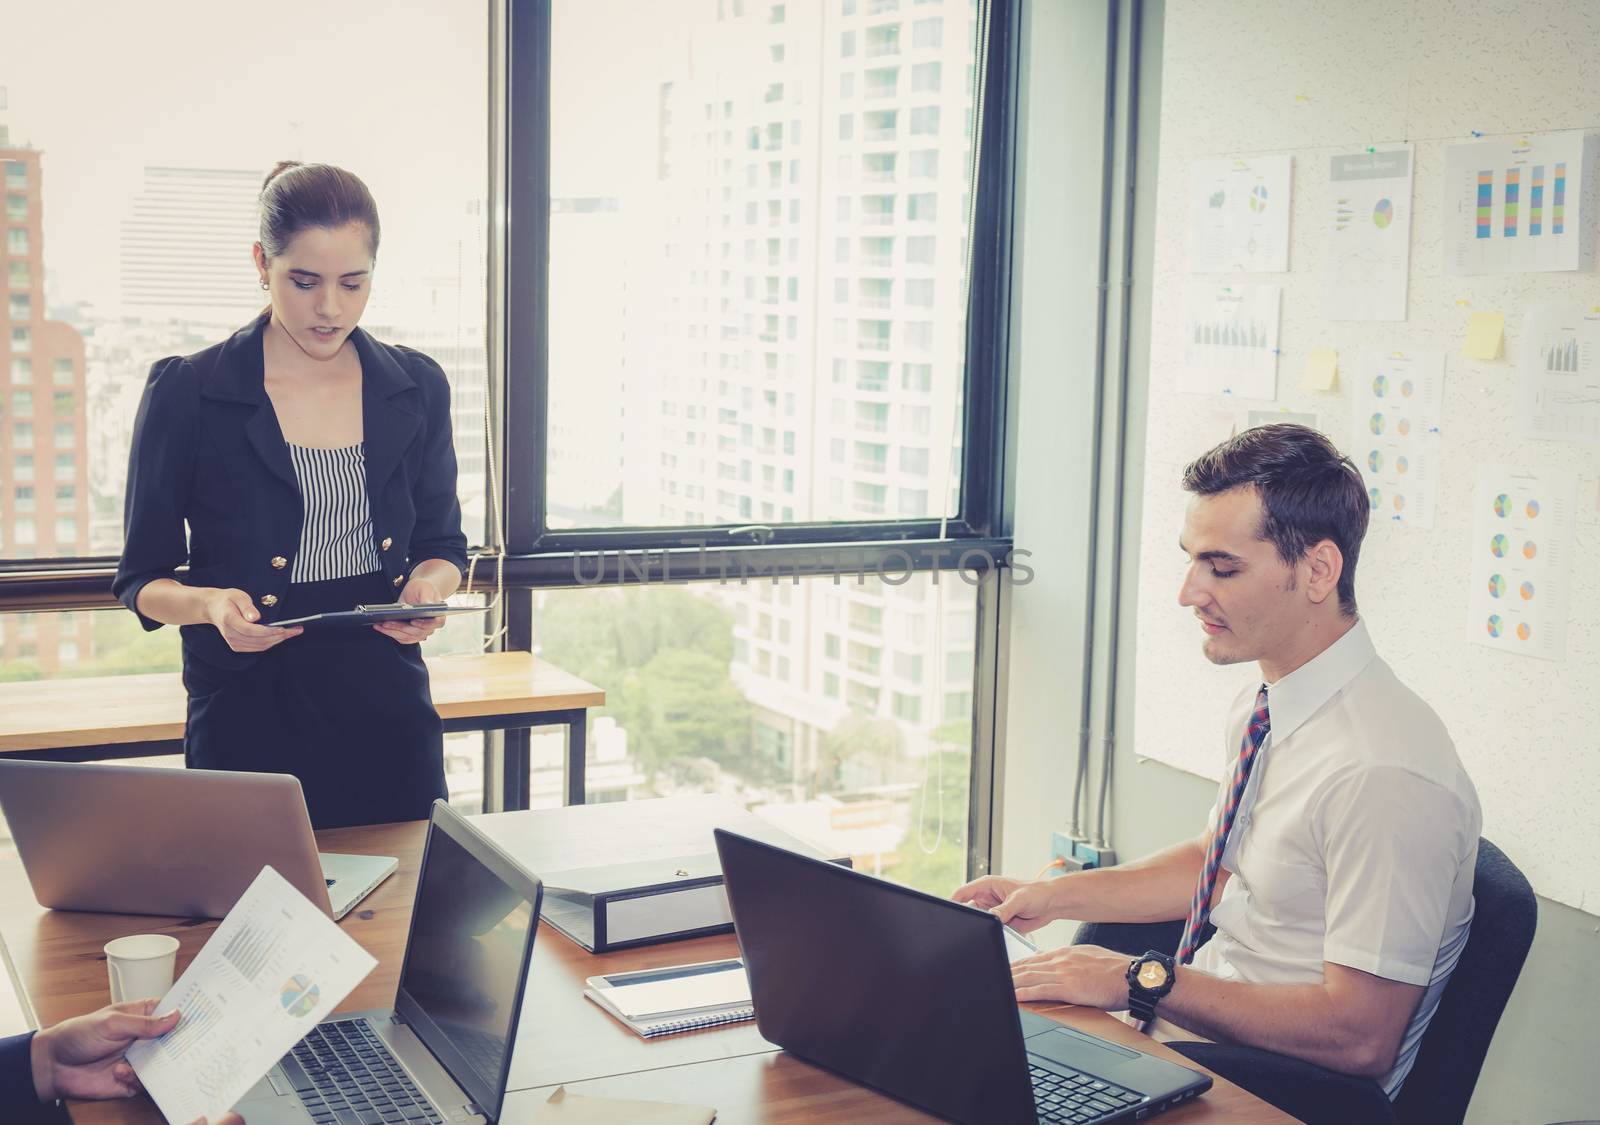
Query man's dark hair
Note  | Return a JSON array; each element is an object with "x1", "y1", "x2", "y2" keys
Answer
[{"x1": 1181, "y1": 424, "x2": 1369, "y2": 617}]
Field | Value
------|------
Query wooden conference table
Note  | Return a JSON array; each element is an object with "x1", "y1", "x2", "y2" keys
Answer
[
  {"x1": 0, "y1": 821, "x2": 1293, "y2": 1124},
  {"x1": 0, "y1": 652, "x2": 605, "y2": 807}
]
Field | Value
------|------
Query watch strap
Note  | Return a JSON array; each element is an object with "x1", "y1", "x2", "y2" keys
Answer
[{"x1": 1128, "y1": 990, "x2": 1161, "y2": 1022}]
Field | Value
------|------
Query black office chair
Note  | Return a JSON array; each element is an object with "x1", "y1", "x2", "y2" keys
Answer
[{"x1": 1073, "y1": 838, "x2": 1536, "y2": 1125}]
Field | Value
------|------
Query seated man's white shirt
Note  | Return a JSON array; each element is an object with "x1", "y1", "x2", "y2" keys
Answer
[{"x1": 1166, "y1": 619, "x2": 1480, "y2": 1097}]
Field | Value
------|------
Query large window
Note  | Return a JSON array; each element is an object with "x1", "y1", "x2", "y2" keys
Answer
[
  {"x1": 0, "y1": 0, "x2": 1019, "y2": 887},
  {"x1": 0, "y1": 1, "x2": 490, "y2": 561},
  {"x1": 501, "y1": 0, "x2": 1015, "y2": 888},
  {"x1": 523, "y1": 574, "x2": 976, "y2": 893},
  {"x1": 543, "y1": 0, "x2": 982, "y2": 531}
]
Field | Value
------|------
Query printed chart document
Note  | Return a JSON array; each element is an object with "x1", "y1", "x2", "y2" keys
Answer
[
  {"x1": 1348, "y1": 349, "x2": 1445, "y2": 529},
  {"x1": 127, "y1": 866, "x2": 378, "y2": 1124},
  {"x1": 1323, "y1": 145, "x2": 1413, "y2": 321},
  {"x1": 1518, "y1": 302, "x2": 1600, "y2": 444},
  {"x1": 1179, "y1": 283, "x2": 1281, "y2": 399},
  {"x1": 1444, "y1": 133, "x2": 1587, "y2": 274},
  {"x1": 1466, "y1": 465, "x2": 1579, "y2": 661},
  {"x1": 1187, "y1": 155, "x2": 1292, "y2": 273}
]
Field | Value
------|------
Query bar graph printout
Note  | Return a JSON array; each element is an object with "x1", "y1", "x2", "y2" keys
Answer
[
  {"x1": 1517, "y1": 302, "x2": 1600, "y2": 444},
  {"x1": 1445, "y1": 133, "x2": 1586, "y2": 274},
  {"x1": 1179, "y1": 282, "x2": 1281, "y2": 399},
  {"x1": 126, "y1": 866, "x2": 378, "y2": 1124}
]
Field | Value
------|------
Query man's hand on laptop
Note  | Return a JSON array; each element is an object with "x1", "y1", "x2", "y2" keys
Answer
[
  {"x1": 30, "y1": 998, "x2": 245, "y2": 1123},
  {"x1": 1010, "y1": 944, "x2": 1132, "y2": 1009},
  {"x1": 951, "y1": 875, "x2": 1061, "y2": 934}
]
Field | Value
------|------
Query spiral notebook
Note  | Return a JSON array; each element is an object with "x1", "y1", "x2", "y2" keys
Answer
[{"x1": 583, "y1": 957, "x2": 755, "y2": 1038}]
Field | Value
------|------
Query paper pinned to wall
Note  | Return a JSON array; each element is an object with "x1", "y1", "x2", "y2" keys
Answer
[
  {"x1": 1323, "y1": 145, "x2": 1414, "y2": 321},
  {"x1": 1444, "y1": 133, "x2": 1587, "y2": 275},
  {"x1": 1187, "y1": 155, "x2": 1292, "y2": 273},
  {"x1": 1179, "y1": 282, "x2": 1281, "y2": 399},
  {"x1": 1463, "y1": 311, "x2": 1505, "y2": 359},
  {"x1": 1467, "y1": 465, "x2": 1579, "y2": 661},
  {"x1": 1517, "y1": 302, "x2": 1600, "y2": 444},
  {"x1": 1349, "y1": 349, "x2": 1445, "y2": 529}
]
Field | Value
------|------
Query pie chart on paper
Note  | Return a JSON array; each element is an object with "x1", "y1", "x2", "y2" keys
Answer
[
  {"x1": 1373, "y1": 198, "x2": 1394, "y2": 228},
  {"x1": 281, "y1": 975, "x2": 320, "y2": 1018}
]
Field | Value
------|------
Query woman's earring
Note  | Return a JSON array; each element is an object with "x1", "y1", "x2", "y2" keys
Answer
[{"x1": 260, "y1": 280, "x2": 269, "y2": 290}]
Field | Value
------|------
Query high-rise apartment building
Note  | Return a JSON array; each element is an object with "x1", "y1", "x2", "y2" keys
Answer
[
  {"x1": 620, "y1": 0, "x2": 979, "y2": 790},
  {"x1": 1, "y1": 90, "x2": 94, "y2": 672},
  {"x1": 120, "y1": 166, "x2": 264, "y2": 324}
]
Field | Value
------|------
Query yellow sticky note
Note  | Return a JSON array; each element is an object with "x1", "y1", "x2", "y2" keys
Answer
[
  {"x1": 1304, "y1": 347, "x2": 1339, "y2": 392},
  {"x1": 1463, "y1": 312, "x2": 1505, "y2": 359}
]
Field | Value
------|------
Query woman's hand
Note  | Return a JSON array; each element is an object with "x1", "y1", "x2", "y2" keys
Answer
[
  {"x1": 374, "y1": 577, "x2": 447, "y2": 646},
  {"x1": 204, "y1": 588, "x2": 301, "y2": 652}
]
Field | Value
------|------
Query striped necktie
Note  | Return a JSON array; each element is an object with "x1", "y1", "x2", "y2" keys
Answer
[{"x1": 1176, "y1": 685, "x2": 1270, "y2": 964}]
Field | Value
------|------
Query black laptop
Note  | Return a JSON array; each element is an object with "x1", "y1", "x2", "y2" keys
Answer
[
  {"x1": 714, "y1": 829, "x2": 1211, "y2": 1124},
  {"x1": 236, "y1": 801, "x2": 544, "y2": 1125}
]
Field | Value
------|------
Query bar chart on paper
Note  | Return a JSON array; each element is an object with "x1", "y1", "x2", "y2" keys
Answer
[
  {"x1": 126, "y1": 867, "x2": 377, "y2": 1125},
  {"x1": 1518, "y1": 303, "x2": 1600, "y2": 444},
  {"x1": 1180, "y1": 282, "x2": 1281, "y2": 399},
  {"x1": 1446, "y1": 134, "x2": 1585, "y2": 274}
]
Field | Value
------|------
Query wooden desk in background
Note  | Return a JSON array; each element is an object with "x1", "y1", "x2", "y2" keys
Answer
[
  {"x1": 0, "y1": 821, "x2": 1295, "y2": 1124},
  {"x1": 0, "y1": 652, "x2": 605, "y2": 807}
]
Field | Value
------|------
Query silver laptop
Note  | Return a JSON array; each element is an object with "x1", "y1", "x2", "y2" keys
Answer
[
  {"x1": 0, "y1": 760, "x2": 396, "y2": 921},
  {"x1": 237, "y1": 800, "x2": 543, "y2": 1125}
]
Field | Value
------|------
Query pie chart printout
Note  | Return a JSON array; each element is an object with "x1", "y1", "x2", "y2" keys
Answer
[{"x1": 281, "y1": 975, "x2": 321, "y2": 1019}]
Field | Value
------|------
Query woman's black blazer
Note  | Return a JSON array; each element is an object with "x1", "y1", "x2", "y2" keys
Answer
[{"x1": 113, "y1": 314, "x2": 469, "y2": 668}]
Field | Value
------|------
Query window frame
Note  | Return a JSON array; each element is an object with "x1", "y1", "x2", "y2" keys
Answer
[
  {"x1": 499, "y1": 0, "x2": 1018, "y2": 579},
  {"x1": 0, "y1": 0, "x2": 1023, "y2": 879}
]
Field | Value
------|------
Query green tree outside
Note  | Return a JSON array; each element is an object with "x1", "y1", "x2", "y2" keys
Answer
[{"x1": 533, "y1": 587, "x2": 753, "y2": 785}]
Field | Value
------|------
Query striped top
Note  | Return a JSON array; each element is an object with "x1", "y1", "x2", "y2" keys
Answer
[{"x1": 287, "y1": 442, "x2": 383, "y2": 582}]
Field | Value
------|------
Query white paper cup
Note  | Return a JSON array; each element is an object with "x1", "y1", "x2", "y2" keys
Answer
[{"x1": 104, "y1": 934, "x2": 179, "y2": 1004}]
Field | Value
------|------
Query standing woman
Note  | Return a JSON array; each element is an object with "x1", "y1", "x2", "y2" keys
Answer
[{"x1": 114, "y1": 161, "x2": 469, "y2": 828}]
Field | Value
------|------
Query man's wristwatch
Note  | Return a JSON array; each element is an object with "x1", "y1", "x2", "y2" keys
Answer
[{"x1": 1126, "y1": 950, "x2": 1177, "y2": 1022}]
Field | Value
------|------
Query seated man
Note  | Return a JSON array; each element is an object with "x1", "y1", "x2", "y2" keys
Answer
[
  {"x1": 0, "y1": 998, "x2": 243, "y2": 1123},
  {"x1": 956, "y1": 424, "x2": 1479, "y2": 1098}
]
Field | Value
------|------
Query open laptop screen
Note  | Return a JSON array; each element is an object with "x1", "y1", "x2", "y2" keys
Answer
[{"x1": 395, "y1": 805, "x2": 541, "y2": 1120}]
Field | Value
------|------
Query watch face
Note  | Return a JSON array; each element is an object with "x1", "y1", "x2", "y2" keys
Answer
[{"x1": 1137, "y1": 960, "x2": 1170, "y2": 990}]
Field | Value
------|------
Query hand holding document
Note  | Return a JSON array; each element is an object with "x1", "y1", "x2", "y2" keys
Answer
[{"x1": 126, "y1": 866, "x2": 377, "y2": 1124}]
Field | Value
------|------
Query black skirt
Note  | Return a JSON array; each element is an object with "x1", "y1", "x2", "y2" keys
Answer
[{"x1": 181, "y1": 570, "x2": 448, "y2": 829}]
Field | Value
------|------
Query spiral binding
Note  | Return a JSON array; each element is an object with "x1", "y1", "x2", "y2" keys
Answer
[{"x1": 637, "y1": 1006, "x2": 756, "y2": 1038}]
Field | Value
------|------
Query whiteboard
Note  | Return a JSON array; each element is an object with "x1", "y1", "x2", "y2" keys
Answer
[{"x1": 1133, "y1": 0, "x2": 1600, "y2": 913}]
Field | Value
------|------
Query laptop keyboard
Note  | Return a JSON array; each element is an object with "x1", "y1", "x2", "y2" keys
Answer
[
  {"x1": 1031, "y1": 1063, "x2": 1145, "y2": 1123},
  {"x1": 278, "y1": 1018, "x2": 445, "y2": 1124}
]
